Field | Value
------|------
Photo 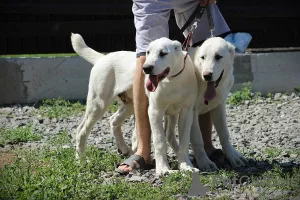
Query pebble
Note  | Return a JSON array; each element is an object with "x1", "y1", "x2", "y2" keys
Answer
[{"x1": 290, "y1": 154, "x2": 298, "y2": 158}]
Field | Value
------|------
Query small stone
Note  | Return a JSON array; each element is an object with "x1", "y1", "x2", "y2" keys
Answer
[
  {"x1": 274, "y1": 93, "x2": 282, "y2": 100},
  {"x1": 282, "y1": 95, "x2": 288, "y2": 101},
  {"x1": 290, "y1": 154, "x2": 298, "y2": 158},
  {"x1": 282, "y1": 152, "x2": 290, "y2": 157},
  {"x1": 249, "y1": 150, "x2": 256, "y2": 156},
  {"x1": 264, "y1": 154, "x2": 269, "y2": 158},
  {"x1": 127, "y1": 175, "x2": 147, "y2": 182}
]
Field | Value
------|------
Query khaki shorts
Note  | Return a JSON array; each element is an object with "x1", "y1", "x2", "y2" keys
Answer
[{"x1": 133, "y1": 0, "x2": 231, "y2": 57}]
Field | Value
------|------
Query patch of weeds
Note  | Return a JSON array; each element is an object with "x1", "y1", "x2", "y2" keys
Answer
[
  {"x1": 294, "y1": 86, "x2": 300, "y2": 93},
  {"x1": 108, "y1": 100, "x2": 120, "y2": 113},
  {"x1": 47, "y1": 130, "x2": 72, "y2": 146},
  {"x1": 228, "y1": 83, "x2": 262, "y2": 105},
  {"x1": 266, "y1": 92, "x2": 273, "y2": 98},
  {"x1": 264, "y1": 147, "x2": 281, "y2": 158},
  {"x1": 241, "y1": 167, "x2": 300, "y2": 200},
  {"x1": 0, "y1": 124, "x2": 41, "y2": 145},
  {"x1": 0, "y1": 146, "x2": 198, "y2": 199},
  {"x1": 228, "y1": 83, "x2": 252, "y2": 105},
  {"x1": 38, "y1": 97, "x2": 85, "y2": 119}
]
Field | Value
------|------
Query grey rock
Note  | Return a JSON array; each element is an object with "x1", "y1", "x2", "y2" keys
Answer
[{"x1": 290, "y1": 154, "x2": 298, "y2": 158}]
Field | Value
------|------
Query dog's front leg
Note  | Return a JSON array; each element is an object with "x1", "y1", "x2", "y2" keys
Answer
[
  {"x1": 190, "y1": 110, "x2": 218, "y2": 171},
  {"x1": 177, "y1": 107, "x2": 199, "y2": 172},
  {"x1": 148, "y1": 107, "x2": 173, "y2": 176},
  {"x1": 210, "y1": 103, "x2": 247, "y2": 167}
]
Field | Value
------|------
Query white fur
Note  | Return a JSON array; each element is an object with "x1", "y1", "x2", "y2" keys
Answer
[
  {"x1": 71, "y1": 33, "x2": 200, "y2": 176},
  {"x1": 187, "y1": 37, "x2": 247, "y2": 168}
]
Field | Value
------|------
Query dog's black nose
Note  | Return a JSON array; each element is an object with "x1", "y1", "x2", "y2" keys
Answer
[
  {"x1": 143, "y1": 65, "x2": 154, "y2": 74},
  {"x1": 203, "y1": 72, "x2": 212, "y2": 81}
]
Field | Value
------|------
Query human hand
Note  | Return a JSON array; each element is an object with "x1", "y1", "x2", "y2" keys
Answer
[{"x1": 200, "y1": 0, "x2": 216, "y2": 6}]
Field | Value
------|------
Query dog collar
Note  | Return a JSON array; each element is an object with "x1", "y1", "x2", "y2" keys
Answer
[{"x1": 171, "y1": 53, "x2": 188, "y2": 78}]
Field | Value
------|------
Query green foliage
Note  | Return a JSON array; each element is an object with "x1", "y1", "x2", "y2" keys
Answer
[
  {"x1": 264, "y1": 147, "x2": 281, "y2": 158},
  {"x1": 108, "y1": 100, "x2": 120, "y2": 113},
  {"x1": 266, "y1": 92, "x2": 273, "y2": 98},
  {"x1": 0, "y1": 124, "x2": 41, "y2": 145},
  {"x1": 0, "y1": 145, "x2": 191, "y2": 200},
  {"x1": 38, "y1": 97, "x2": 86, "y2": 119},
  {"x1": 37, "y1": 98, "x2": 120, "y2": 118},
  {"x1": 227, "y1": 83, "x2": 261, "y2": 105},
  {"x1": 1, "y1": 144, "x2": 299, "y2": 199},
  {"x1": 228, "y1": 83, "x2": 252, "y2": 105},
  {"x1": 294, "y1": 86, "x2": 300, "y2": 93}
]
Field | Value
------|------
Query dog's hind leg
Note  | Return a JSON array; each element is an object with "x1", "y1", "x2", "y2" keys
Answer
[
  {"x1": 76, "y1": 97, "x2": 112, "y2": 159},
  {"x1": 110, "y1": 101, "x2": 134, "y2": 156}
]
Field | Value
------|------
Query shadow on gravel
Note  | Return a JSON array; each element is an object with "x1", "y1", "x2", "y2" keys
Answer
[
  {"x1": 232, "y1": 158, "x2": 300, "y2": 177},
  {"x1": 189, "y1": 155, "x2": 300, "y2": 181}
]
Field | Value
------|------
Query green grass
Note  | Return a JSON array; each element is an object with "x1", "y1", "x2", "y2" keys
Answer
[
  {"x1": 37, "y1": 98, "x2": 86, "y2": 119},
  {"x1": 0, "y1": 144, "x2": 193, "y2": 199},
  {"x1": 108, "y1": 100, "x2": 120, "y2": 113},
  {"x1": 294, "y1": 86, "x2": 300, "y2": 93},
  {"x1": 227, "y1": 83, "x2": 261, "y2": 105},
  {"x1": 1, "y1": 132, "x2": 300, "y2": 200},
  {"x1": 0, "y1": 124, "x2": 41, "y2": 146},
  {"x1": 37, "y1": 98, "x2": 120, "y2": 119},
  {"x1": 264, "y1": 148, "x2": 281, "y2": 158}
]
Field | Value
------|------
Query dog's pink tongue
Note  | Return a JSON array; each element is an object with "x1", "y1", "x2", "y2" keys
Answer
[
  {"x1": 146, "y1": 75, "x2": 159, "y2": 92},
  {"x1": 204, "y1": 81, "x2": 216, "y2": 101}
]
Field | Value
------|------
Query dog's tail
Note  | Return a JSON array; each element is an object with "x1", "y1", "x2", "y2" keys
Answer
[{"x1": 71, "y1": 33, "x2": 104, "y2": 65}]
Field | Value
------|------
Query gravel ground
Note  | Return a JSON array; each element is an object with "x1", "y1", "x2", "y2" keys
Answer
[{"x1": 1, "y1": 92, "x2": 300, "y2": 199}]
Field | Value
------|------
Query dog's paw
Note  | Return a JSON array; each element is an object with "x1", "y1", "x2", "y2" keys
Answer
[
  {"x1": 223, "y1": 143, "x2": 247, "y2": 167},
  {"x1": 75, "y1": 152, "x2": 90, "y2": 164},
  {"x1": 179, "y1": 162, "x2": 199, "y2": 172},
  {"x1": 156, "y1": 168, "x2": 177, "y2": 177},
  {"x1": 196, "y1": 153, "x2": 218, "y2": 172},
  {"x1": 117, "y1": 144, "x2": 134, "y2": 156}
]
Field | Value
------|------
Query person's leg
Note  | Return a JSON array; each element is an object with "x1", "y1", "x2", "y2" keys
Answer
[
  {"x1": 117, "y1": 56, "x2": 152, "y2": 173},
  {"x1": 116, "y1": 1, "x2": 171, "y2": 174},
  {"x1": 198, "y1": 112, "x2": 216, "y2": 155}
]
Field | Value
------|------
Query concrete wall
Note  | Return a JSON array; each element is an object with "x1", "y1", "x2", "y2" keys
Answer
[{"x1": 1, "y1": 52, "x2": 300, "y2": 104}]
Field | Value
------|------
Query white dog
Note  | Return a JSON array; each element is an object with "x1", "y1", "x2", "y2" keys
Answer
[
  {"x1": 71, "y1": 33, "x2": 214, "y2": 176},
  {"x1": 186, "y1": 37, "x2": 247, "y2": 168}
]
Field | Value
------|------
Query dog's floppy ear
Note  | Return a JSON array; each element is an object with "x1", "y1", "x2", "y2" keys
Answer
[
  {"x1": 173, "y1": 40, "x2": 182, "y2": 51},
  {"x1": 227, "y1": 42, "x2": 236, "y2": 59}
]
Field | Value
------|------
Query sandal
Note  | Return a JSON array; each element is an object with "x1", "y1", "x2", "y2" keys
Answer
[
  {"x1": 115, "y1": 154, "x2": 155, "y2": 175},
  {"x1": 208, "y1": 149, "x2": 231, "y2": 169}
]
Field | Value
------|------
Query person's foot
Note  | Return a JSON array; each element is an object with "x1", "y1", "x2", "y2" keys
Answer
[{"x1": 116, "y1": 154, "x2": 153, "y2": 175}]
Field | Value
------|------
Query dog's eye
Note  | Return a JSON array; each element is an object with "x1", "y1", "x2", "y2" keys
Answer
[
  {"x1": 201, "y1": 56, "x2": 205, "y2": 60},
  {"x1": 146, "y1": 51, "x2": 150, "y2": 55},
  {"x1": 159, "y1": 51, "x2": 168, "y2": 57},
  {"x1": 215, "y1": 54, "x2": 223, "y2": 60}
]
